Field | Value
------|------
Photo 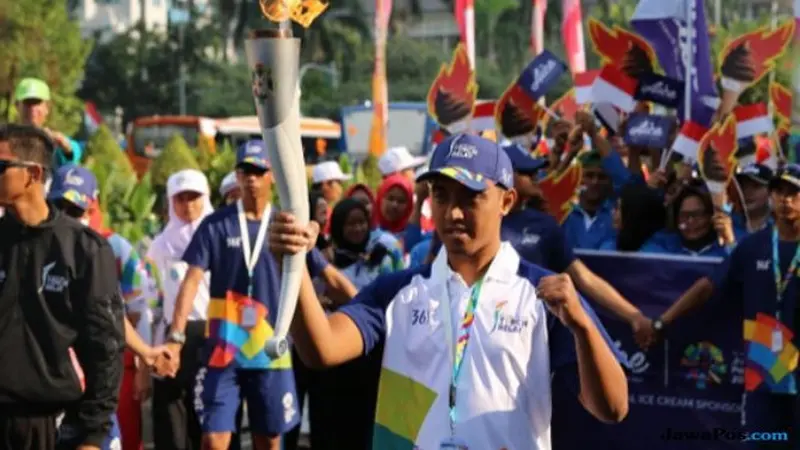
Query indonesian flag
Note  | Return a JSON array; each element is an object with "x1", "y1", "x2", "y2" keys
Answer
[
  {"x1": 532, "y1": 0, "x2": 548, "y2": 54},
  {"x1": 562, "y1": 0, "x2": 586, "y2": 73},
  {"x1": 672, "y1": 121, "x2": 710, "y2": 161},
  {"x1": 455, "y1": 0, "x2": 476, "y2": 69},
  {"x1": 592, "y1": 65, "x2": 637, "y2": 112},
  {"x1": 574, "y1": 70, "x2": 599, "y2": 105},
  {"x1": 734, "y1": 103, "x2": 773, "y2": 139}
]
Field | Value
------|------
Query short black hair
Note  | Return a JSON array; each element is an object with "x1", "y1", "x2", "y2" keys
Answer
[{"x1": 0, "y1": 124, "x2": 54, "y2": 169}]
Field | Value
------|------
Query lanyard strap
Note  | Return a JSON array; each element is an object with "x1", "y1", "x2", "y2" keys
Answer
[
  {"x1": 237, "y1": 200, "x2": 272, "y2": 297},
  {"x1": 441, "y1": 278, "x2": 484, "y2": 436},
  {"x1": 771, "y1": 227, "x2": 800, "y2": 321}
]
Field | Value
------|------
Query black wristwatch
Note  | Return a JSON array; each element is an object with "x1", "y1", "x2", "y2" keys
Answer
[{"x1": 653, "y1": 318, "x2": 666, "y2": 333}]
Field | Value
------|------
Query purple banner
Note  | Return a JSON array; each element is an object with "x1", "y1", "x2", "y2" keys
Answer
[
  {"x1": 552, "y1": 251, "x2": 754, "y2": 450},
  {"x1": 631, "y1": 0, "x2": 718, "y2": 121}
]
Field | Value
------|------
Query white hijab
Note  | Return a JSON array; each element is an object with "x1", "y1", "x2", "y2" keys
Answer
[{"x1": 158, "y1": 169, "x2": 214, "y2": 259}]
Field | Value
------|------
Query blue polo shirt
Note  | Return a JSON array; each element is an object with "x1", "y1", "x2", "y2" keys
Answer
[
  {"x1": 502, "y1": 208, "x2": 576, "y2": 272},
  {"x1": 710, "y1": 227, "x2": 800, "y2": 430},
  {"x1": 183, "y1": 204, "x2": 329, "y2": 369},
  {"x1": 641, "y1": 231, "x2": 731, "y2": 257}
]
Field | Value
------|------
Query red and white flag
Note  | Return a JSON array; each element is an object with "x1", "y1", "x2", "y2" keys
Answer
[
  {"x1": 562, "y1": 0, "x2": 586, "y2": 74},
  {"x1": 455, "y1": 0, "x2": 476, "y2": 70},
  {"x1": 574, "y1": 70, "x2": 599, "y2": 105},
  {"x1": 733, "y1": 103, "x2": 773, "y2": 139},
  {"x1": 532, "y1": 0, "x2": 548, "y2": 54},
  {"x1": 671, "y1": 121, "x2": 710, "y2": 161},
  {"x1": 592, "y1": 65, "x2": 637, "y2": 112}
]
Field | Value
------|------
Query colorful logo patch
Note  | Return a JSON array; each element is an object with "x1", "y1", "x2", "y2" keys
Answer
[
  {"x1": 680, "y1": 341, "x2": 728, "y2": 389},
  {"x1": 743, "y1": 313, "x2": 798, "y2": 394}
]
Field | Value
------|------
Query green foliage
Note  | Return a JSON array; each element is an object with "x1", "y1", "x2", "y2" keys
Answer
[
  {"x1": 0, "y1": 0, "x2": 91, "y2": 134},
  {"x1": 204, "y1": 141, "x2": 237, "y2": 206},
  {"x1": 359, "y1": 154, "x2": 383, "y2": 192},
  {"x1": 85, "y1": 125, "x2": 135, "y2": 177},
  {"x1": 195, "y1": 138, "x2": 214, "y2": 172},
  {"x1": 149, "y1": 134, "x2": 200, "y2": 190}
]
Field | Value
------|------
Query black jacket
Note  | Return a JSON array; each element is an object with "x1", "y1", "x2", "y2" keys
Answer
[{"x1": 0, "y1": 207, "x2": 125, "y2": 447}]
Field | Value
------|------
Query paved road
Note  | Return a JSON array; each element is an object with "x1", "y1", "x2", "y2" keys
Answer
[{"x1": 142, "y1": 399, "x2": 311, "y2": 449}]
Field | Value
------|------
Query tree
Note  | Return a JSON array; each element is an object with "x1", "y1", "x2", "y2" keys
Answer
[
  {"x1": 149, "y1": 134, "x2": 200, "y2": 189},
  {"x1": 0, "y1": 0, "x2": 91, "y2": 134},
  {"x1": 85, "y1": 125, "x2": 135, "y2": 177}
]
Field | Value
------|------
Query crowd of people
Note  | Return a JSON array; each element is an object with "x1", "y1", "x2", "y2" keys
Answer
[{"x1": 0, "y1": 73, "x2": 798, "y2": 450}]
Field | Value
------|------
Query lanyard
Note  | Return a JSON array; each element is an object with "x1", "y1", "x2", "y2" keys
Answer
[
  {"x1": 771, "y1": 227, "x2": 800, "y2": 321},
  {"x1": 237, "y1": 200, "x2": 272, "y2": 298},
  {"x1": 440, "y1": 277, "x2": 484, "y2": 437}
]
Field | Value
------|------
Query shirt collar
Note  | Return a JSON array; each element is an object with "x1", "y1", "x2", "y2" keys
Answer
[{"x1": 430, "y1": 241, "x2": 519, "y2": 288}]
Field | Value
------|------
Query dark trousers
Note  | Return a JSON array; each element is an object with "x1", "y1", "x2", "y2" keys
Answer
[
  {"x1": 284, "y1": 349, "x2": 312, "y2": 450},
  {"x1": 0, "y1": 413, "x2": 56, "y2": 450},
  {"x1": 151, "y1": 320, "x2": 205, "y2": 450}
]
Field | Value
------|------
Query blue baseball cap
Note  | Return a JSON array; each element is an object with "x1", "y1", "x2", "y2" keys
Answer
[
  {"x1": 236, "y1": 140, "x2": 270, "y2": 170},
  {"x1": 770, "y1": 163, "x2": 800, "y2": 191},
  {"x1": 501, "y1": 142, "x2": 548, "y2": 173},
  {"x1": 417, "y1": 133, "x2": 514, "y2": 191},
  {"x1": 48, "y1": 164, "x2": 98, "y2": 210}
]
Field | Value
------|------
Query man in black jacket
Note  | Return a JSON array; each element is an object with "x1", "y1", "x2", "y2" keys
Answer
[{"x1": 0, "y1": 124, "x2": 125, "y2": 450}]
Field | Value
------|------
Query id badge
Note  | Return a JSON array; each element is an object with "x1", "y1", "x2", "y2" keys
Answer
[
  {"x1": 439, "y1": 437, "x2": 469, "y2": 450},
  {"x1": 772, "y1": 328, "x2": 784, "y2": 352},
  {"x1": 241, "y1": 306, "x2": 258, "y2": 328}
]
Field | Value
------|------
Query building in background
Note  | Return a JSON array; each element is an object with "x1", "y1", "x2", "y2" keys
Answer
[{"x1": 70, "y1": 0, "x2": 210, "y2": 40}]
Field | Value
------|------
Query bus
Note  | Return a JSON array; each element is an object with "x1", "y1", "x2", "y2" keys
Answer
[{"x1": 126, "y1": 115, "x2": 343, "y2": 178}]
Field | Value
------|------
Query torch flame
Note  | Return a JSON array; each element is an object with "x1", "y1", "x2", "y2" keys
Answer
[
  {"x1": 494, "y1": 84, "x2": 545, "y2": 138},
  {"x1": 588, "y1": 18, "x2": 656, "y2": 71},
  {"x1": 426, "y1": 44, "x2": 478, "y2": 127},
  {"x1": 718, "y1": 20, "x2": 795, "y2": 87},
  {"x1": 698, "y1": 115, "x2": 738, "y2": 184},
  {"x1": 259, "y1": 0, "x2": 328, "y2": 28},
  {"x1": 539, "y1": 164, "x2": 583, "y2": 224},
  {"x1": 770, "y1": 81, "x2": 792, "y2": 122}
]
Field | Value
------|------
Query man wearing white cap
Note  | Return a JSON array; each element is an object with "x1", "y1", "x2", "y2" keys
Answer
[
  {"x1": 311, "y1": 160, "x2": 351, "y2": 205},
  {"x1": 378, "y1": 146, "x2": 427, "y2": 181},
  {"x1": 219, "y1": 171, "x2": 241, "y2": 206}
]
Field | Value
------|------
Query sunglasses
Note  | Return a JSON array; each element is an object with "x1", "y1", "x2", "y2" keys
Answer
[
  {"x1": 0, "y1": 159, "x2": 37, "y2": 175},
  {"x1": 237, "y1": 164, "x2": 270, "y2": 176},
  {"x1": 53, "y1": 199, "x2": 86, "y2": 219}
]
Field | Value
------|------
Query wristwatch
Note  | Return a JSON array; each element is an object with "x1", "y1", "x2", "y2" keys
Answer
[
  {"x1": 167, "y1": 330, "x2": 186, "y2": 345},
  {"x1": 652, "y1": 318, "x2": 666, "y2": 333}
]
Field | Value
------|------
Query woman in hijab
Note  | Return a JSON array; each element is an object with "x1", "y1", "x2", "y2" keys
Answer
[
  {"x1": 146, "y1": 169, "x2": 214, "y2": 450},
  {"x1": 600, "y1": 183, "x2": 667, "y2": 251},
  {"x1": 346, "y1": 182, "x2": 377, "y2": 221},
  {"x1": 375, "y1": 173, "x2": 414, "y2": 241},
  {"x1": 309, "y1": 198, "x2": 398, "y2": 449}
]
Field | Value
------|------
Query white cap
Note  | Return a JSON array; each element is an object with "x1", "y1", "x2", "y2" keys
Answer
[
  {"x1": 219, "y1": 171, "x2": 238, "y2": 197},
  {"x1": 312, "y1": 161, "x2": 352, "y2": 184},
  {"x1": 378, "y1": 146, "x2": 427, "y2": 176},
  {"x1": 167, "y1": 169, "x2": 210, "y2": 197}
]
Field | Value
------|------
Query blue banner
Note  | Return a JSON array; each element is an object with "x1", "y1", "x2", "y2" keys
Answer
[
  {"x1": 552, "y1": 251, "x2": 754, "y2": 450},
  {"x1": 518, "y1": 50, "x2": 568, "y2": 100},
  {"x1": 635, "y1": 73, "x2": 684, "y2": 108},
  {"x1": 624, "y1": 113, "x2": 673, "y2": 149}
]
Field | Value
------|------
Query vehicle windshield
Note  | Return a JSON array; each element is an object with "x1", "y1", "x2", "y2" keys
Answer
[{"x1": 132, "y1": 124, "x2": 200, "y2": 158}]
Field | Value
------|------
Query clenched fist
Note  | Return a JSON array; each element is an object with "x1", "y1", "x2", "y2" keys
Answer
[{"x1": 537, "y1": 274, "x2": 591, "y2": 331}]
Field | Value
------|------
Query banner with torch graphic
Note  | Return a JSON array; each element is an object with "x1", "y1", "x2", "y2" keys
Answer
[{"x1": 246, "y1": 0, "x2": 327, "y2": 358}]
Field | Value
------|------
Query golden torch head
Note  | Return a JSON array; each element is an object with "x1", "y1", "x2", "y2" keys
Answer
[{"x1": 259, "y1": 0, "x2": 329, "y2": 28}]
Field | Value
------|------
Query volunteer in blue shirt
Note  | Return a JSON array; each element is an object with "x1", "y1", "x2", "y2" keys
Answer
[
  {"x1": 647, "y1": 164, "x2": 800, "y2": 448},
  {"x1": 501, "y1": 142, "x2": 653, "y2": 347},
  {"x1": 641, "y1": 184, "x2": 735, "y2": 257},
  {"x1": 270, "y1": 134, "x2": 628, "y2": 449},
  {"x1": 164, "y1": 141, "x2": 352, "y2": 450},
  {"x1": 14, "y1": 78, "x2": 82, "y2": 169},
  {"x1": 732, "y1": 163, "x2": 773, "y2": 238},
  {"x1": 561, "y1": 111, "x2": 633, "y2": 250}
]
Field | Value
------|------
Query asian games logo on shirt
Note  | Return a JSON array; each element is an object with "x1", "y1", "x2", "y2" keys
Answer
[{"x1": 490, "y1": 300, "x2": 529, "y2": 334}]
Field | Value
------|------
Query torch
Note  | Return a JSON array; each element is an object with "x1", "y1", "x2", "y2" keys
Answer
[{"x1": 246, "y1": 0, "x2": 327, "y2": 359}]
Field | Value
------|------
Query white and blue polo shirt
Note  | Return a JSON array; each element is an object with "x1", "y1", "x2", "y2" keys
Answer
[{"x1": 339, "y1": 242, "x2": 619, "y2": 450}]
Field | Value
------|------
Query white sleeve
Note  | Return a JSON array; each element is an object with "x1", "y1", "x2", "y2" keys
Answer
[{"x1": 526, "y1": 298, "x2": 553, "y2": 447}]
